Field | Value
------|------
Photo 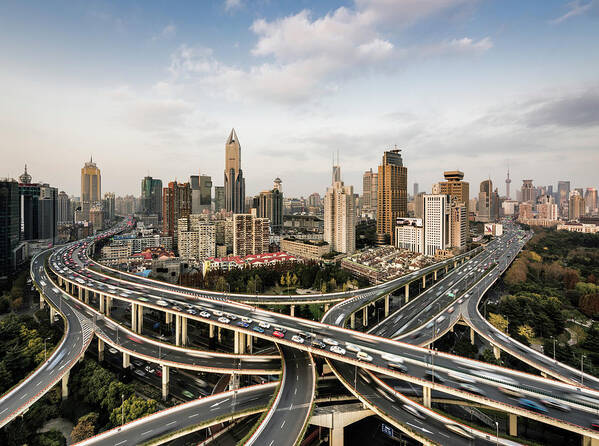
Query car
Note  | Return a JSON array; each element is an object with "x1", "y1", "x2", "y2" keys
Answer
[
  {"x1": 156, "y1": 300, "x2": 168, "y2": 307},
  {"x1": 186, "y1": 309, "x2": 197, "y2": 315},
  {"x1": 291, "y1": 335, "x2": 305, "y2": 344},
  {"x1": 518, "y1": 398, "x2": 548, "y2": 414},
  {"x1": 425, "y1": 370, "x2": 445, "y2": 383},
  {"x1": 458, "y1": 383, "x2": 485, "y2": 395},
  {"x1": 241, "y1": 317, "x2": 252, "y2": 323},
  {"x1": 145, "y1": 365, "x2": 155, "y2": 374},
  {"x1": 447, "y1": 307, "x2": 455, "y2": 314},
  {"x1": 330, "y1": 346, "x2": 346, "y2": 355},
  {"x1": 218, "y1": 317, "x2": 231, "y2": 324},
  {"x1": 134, "y1": 369, "x2": 146, "y2": 377},
  {"x1": 388, "y1": 362, "x2": 408, "y2": 373},
  {"x1": 436, "y1": 315, "x2": 446, "y2": 323},
  {"x1": 541, "y1": 398, "x2": 571, "y2": 412},
  {"x1": 259, "y1": 321, "x2": 271, "y2": 329},
  {"x1": 253, "y1": 326, "x2": 265, "y2": 333},
  {"x1": 401, "y1": 404, "x2": 425, "y2": 420},
  {"x1": 273, "y1": 326, "x2": 287, "y2": 334},
  {"x1": 182, "y1": 390, "x2": 195, "y2": 399},
  {"x1": 213, "y1": 310, "x2": 223, "y2": 316},
  {"x1": 108, "y1": 348, "x2": 118, "y2": 354},
  {"x1": 273, "y1": 330, "x2": 285, "y2": 338},
  {"x1": 311, "y1": 340, "x2": 326, "y2": 349},
  {"x1": 381, "y1": 353, "x2": 403, "y2": 363},
  {"x1": 457, "y1": 298, "x2": 464, "y2": 304},
  {"x1": 298, "y1": 331, "x2": 312, "y2": 340},
  {"x1": 226, "y1": 313, "x2": 237, "y2": 321},
  {"x1": 127, "y1": 335, "x2": 142, "y2": 344},
  {"x1": 448, "y1": 371, "x2": 477, "y2": 383},
  {"x1": 236, "y1": 321, "x2": 250, "y2": 328},
  {"x1": 173, "y1": 306, "x2": 182, "y2": 311},
  {"x1": 357, "y1": 351, "x2": 373, "y2": 362},
  {"x1": 471, "y1": 370, "x2": 518, "y2": 386},
  {"x1": 199, "y1": 311, "x2": 211, "y2": 318},
  {"x1": 323, "y1": 337, "x2": 339, "y2": 346},
  {"x1": 346, "y1": 343, "x2": 361, "y2": 353},
  {"x1": 138, "y1": 297, "x2": 149, "y2": 302},
  {"x1": 445, "y1": 424, "x2": 474, "y2": 440}
]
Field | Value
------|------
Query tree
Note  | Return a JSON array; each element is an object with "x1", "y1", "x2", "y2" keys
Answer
[
  {"x1": 109, "y1": 395, "x2": 157, "y2": 427},
  {"x1": 71, "y1": 413, "x2": 98, "y2": 443},
  {"x1": 488, "y1": 313, "x2": 508, "y2": 333},
  {"x1": 215, "y1": 276, "x2": 227, "y2": 293},
  {"x1": 517, "y1": 324, "x2": 535, "y2": 343}
]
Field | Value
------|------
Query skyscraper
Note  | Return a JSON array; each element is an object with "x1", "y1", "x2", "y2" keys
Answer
[
  {"x1": 258, "y1": 180, "x2": 283, "y2": 234},
  {"x1": 569, "y1": 191, "x2": 584, "y2": 221},
  {"x1": 585, "y1": 188, "x2": 598, "y2": 215},
  {"x1": 0, "y1": 179, "x2": 20, "y2": 278},
  {"x1": 190, "y1": 174, "x2": 212, "y2": 214},
  {"x1": 438, "y1": 171, "x2": 470, "y2": 240},
  {"x1": 413, "y1": 183, "x2": 419, "y2": 197},
  {"x1": 478, "y1": 179, "x2": 498, "y2": 222},
  {"x1": 177, "y1": 215, "x2": 215, "y2": 261},
  {"x1": 103, "y1": 192, "x2": 115, "y2": 221},
  {"x1": 233, "y1": 214, "x2": 269, "y2": 256},
  {"x1": 81, "y1": 157, "x2": 101, "y2": 220},
  {"x1": 505, "y1": 168, "x2": 512, "y2": 199},
  {"x1": 224, "y1": 129, "x2": 245, "y2": 213},
  {"x1": 162, "y1": 181, "x2": 192, "y2": 238},
  {"x1": 423, "y1": 194, "x2": 450, "y2": 256},
  {"x1": 521, "y1": 180, "x2": 535, "y2": 203},
  {"x1": 57, "y1": 191, "x2": 71, "y2": 224},
  {"x1": 324, "y1": 165, "x2": 355, "y2": 254},
  {"x1": 141, "y1": 176, "x2": 163, "y2": 218},
  {"x1": 362, "y1": 169, "x2": 378, "y2": 214},
  {"x1": 38, "y1": 185, "x2": 57, "y2": 242},
  {"x1": 558, "y1": 181, "x2": 570, "y2": 216},
  {"x1": 376, "y1": 149, "x2": 408, "y2": 245}
]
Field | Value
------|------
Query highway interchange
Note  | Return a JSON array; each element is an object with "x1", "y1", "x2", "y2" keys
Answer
[{"x1": 2, "y1": 218, "x2": 599, "y2": 445}]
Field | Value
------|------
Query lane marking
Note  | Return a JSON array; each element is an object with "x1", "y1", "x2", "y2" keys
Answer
[
  {"x1": 281, "y1": 420, "x2": 285, "y2": 428},
  {"x1": 141, "y1": 430, "x2": 153, "y2": 436}
]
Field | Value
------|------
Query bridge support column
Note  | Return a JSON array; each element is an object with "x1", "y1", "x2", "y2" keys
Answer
[
  {"x1": 78, "y1": 286, "x2": 82, "y2": 300},
  {"x1": 131, "y1": 303, "x2": 137, "y2": 332},
  {"x1": 58, "y1": 276, "x2": 63, "y2": 287},
  {"x1": 49, "y1": 306, "x2": 57, "y2": 322},
  {"x1": 137, "y1": 304, "x2": 143, "y2": 335},
  {"x1": 405, "y1": 284, "x2": 410, "y2": 303},
  {"x1": 582, "y1": 436, "x2": 599, "y2": 446},
  {"x1": 454, "y1": 261, "x2": 457, "y2": 268},
  {"x1": 99, "y1": 293, "x2": 105, "y2": 313},
  {"x1": 234, "y1": 332, "x2": 246, "y2": 354},
  {"x1": 493, "y1": 344, "x2": 501, "y2": 360},
  {"x1": 290, "y1": 305, "x2": 295, "y2": 317},
  {"x1": 84, "y1": 288, "x2": 89, "y2": 304},
  {"x1": 218, "y1": 327, "x2": 222, "y2": 343},
  {"x1": 209, "y1": 324, "x2": 215, "y2": 338},
  {"x1": 350, "y1": 313, "x2": 355, "y2": 329},
  {"x1": 422, "y1": 275, "x2": 426, "y2": 289},
  {"x1": 434, "y1": 270, "x2": 438, "y2": 281},
  {"x1": 422, "y1": 386, "x2": 431, "y2": 408},
  {"x1": 324, "y1": 304, "x2": 330, "y2": 313},
  {"x1": 181, "y1": 316, "x2": 187, "y2": 346},
  {"x1": 175, "y1": 315, "x2": 181, "y2": 346},
  {"x1": 106, "y1": 296, "x2": 111, "y2": 316},
  {"x1": 509, "y1": 413, "x2": 517, "y2": 436},
  {"x1": 362, "y1": 307, "x2": 368, "y2": 327},
  {"x1": 384, "y1": 295, "x2": 389, "y2": 317},
  {"x1": 445, "y1": 265, "x2": 449, "y2": 273},
  {"x1": 61, "y1": 370, "x2": 70, "y2": 399},
  {"x1": 229, "y1": 374, "x2": 240, "y2": 390},
  {"x1": 122, "y1": 352, "x2": 130, "y2": 369},
  {"x1": 161, "y1": 365, "x2": 169, "y2": 401},
  {"x1": 470, "y1": 327, "x2": 475, "y2": 345},
  {"x1": 39, "y1": 293, "x2": 46, "y2": 309},
  {"x1": 330, "y1": 426, "x2": 344, "y2": 446},
  {"x1": 98, "y1": 338, "x2": 104, "y2": 362},
  {"x1": 246, "y1": 334, "x2": 253, "y2": 354},
  {"x1": 165, "y1": 312, "x2": 172, "y2": 325}
]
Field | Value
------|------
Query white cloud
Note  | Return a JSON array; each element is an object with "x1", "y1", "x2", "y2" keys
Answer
[
  {"x1": 550, "y1": 0, "x2": 599, "y2": 24},
  {"x1": 152, "y1": 23, "x2": 176, "y2": 41},
  {"x1": 224, "y1": 0, "x2": 243, "y2": 12}
]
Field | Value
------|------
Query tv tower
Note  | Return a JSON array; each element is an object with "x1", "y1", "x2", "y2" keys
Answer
[{"x1": 505, "y1": 166, "x2": 512, "y2": 200}]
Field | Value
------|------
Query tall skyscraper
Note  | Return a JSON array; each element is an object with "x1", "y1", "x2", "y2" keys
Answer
[
  {"x1": 57, "y1": 191, "x2": 71, "y2": 225},
  {"x1": 362, "y1": 169, "x2": 378, "y2": 214},
  {"x1": 103, "y1": 192, "x2": 115, "y2": 221},
  {"x1": 376, "y1": 149, "x2": 408, "y2": 245},
  {"x1": 521, "y1": 180, "x2": 535, "y2": 203},
  {"x1": 141, "y1": 176, "x2": 163, "y2": 218},
  {"x1": 505, "y1": 169, "x2": 512, "y2": 199},
  {"x1": 569, "y1": 191, "x2": 584, "y2": 221},
  {"x1": 214, "y1": 186, "x2": 225, "y2": 212},
  {"x1": 38, "y1": 185, "x2": 57, "y2": 242},
  {"x1": 258, "y1": 180, "x2": 283, "y2": 234},
  {"x1": 190, "y1": 174, "x2": 212, "y2": 214},
  {"x1": 438, "y1": 171, "x2": 470, "y2": 239},
  {"x1": 224, "y1": 129, "x2": 245, "y2": 213},
  {"x1": 558, "y1": 181, "x2": 571, "y2": 216},
  {"x1": 585, "y1": 188, "x2": 598, "y2": 215},
  {"x1": 0, "y1": 179, "x2": 20, "y2": 278},
  {"x1": 81, "y1": 157, "x2": 101, "y2": 220},
  {"x1": 162, "y1": 181, "x2": 192, "y2": 238},
  {"x1": 324, "y1": 166, "x2": 356, "y2": 254},
  {"x1": 413, "y1": 183, "x2": 419, "y2": 197},
  {"x1": 423, "y1": 194, "x2": 450, "y2": 256},
  {"x1": 449, "y1": 199, "x2": 467, "y2": 250},
  {"x1": 273, "y1": 177, "x2": 282, "y2": 193},
  {"x1": 478, "y1": 179, "x2": 499, "y2": 222}
]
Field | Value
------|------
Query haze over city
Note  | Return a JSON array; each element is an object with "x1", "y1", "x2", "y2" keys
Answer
[{"x1": 1, "y1": 0, "x2": 598, "y2": 197}]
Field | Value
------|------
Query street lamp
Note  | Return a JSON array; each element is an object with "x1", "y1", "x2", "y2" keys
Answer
[
  {"x1": 581, "y1": 354, "x2": 586, "y2": 386},
  {"x1": 121, "y1": 393, "x2": 125, "y2": 426},
  {"x1": 550, "y1": 336, "x2": 556, "y2": 361},
  {"x1": 495, "y1": 421, "x2": 499, "y2": 446},
  {"x1": 44, "y1": 337, "x2": 51, "y2": 361}
]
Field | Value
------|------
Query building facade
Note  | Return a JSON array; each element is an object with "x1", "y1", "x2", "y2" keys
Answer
[
  {"x1": 224, "y1": 129, "x2": 245, "y2": 213},
  {"x1": 0, "y1": 179, "x2": 20, "y2": 278},
  {"x1": 233, "y1": 214, "x2": 269, "y2": 257},
  {"x1": 376, "y1": 149, "x2": 408, "y2": 245},
  {"x1": 280, "y1": 238, "x2": 330, "y2": 260},
  {"x1": 324, "y1": 166, "x2": 355, "y2": 254},
  {"x1": 437, "y1": 171, "x2": 469, "y2": 240},
  {"x1": 362, "y1": 168, "x2": 378, "y2": 214},
  {"x1": 258, "y1": 185, "x2": 283, "y2": 234},
  {"x1": 141, "y1": 176, "x2": 163, "y2": 218},
  {"x1": 162, "y1": 181, "x2": 192, "y2": 239},
  {"x1": 521, "y1": 180, "x2": 535, "y2": 203},
  {"x1": 177, "y1": 215, "x2": 216, "y2": 262},
  {"x1": 423, "y1": 194, "x2": 450, "y2": 256},
  {"x1": 81, "y1": 158, "x2": 101, "y2": 220},
  {"x1": 569, "y1": 191, "x2": 585, "y2": 220},
  {"x1": 395, "y1": 218, "x2": 424, "y2": 254}
]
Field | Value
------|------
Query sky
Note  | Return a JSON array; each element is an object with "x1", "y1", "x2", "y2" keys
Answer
[{"x1": 1, "y1": 0, "x2": 598, "y2": 199}]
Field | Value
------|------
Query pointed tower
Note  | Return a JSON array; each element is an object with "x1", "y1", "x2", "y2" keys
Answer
[
  {"x1": 505, "y1": 167, "x2": 512, "y2": 200},
  {"x1": 224, "y1": 128, "x2": 245, "y2": 213},
  {"x1": 19, "y1": 164, "x2": 32, "y2": 184}
]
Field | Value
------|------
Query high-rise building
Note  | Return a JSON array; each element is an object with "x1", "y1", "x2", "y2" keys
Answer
[
  {"x1": 449, "y1": 199, "x2": 467, "y2": 250},
  {"x1": 273, "y1": 178, "x2": 282, "y2": 193},
  {"x1": 423, "y1": 194, "x2": 450, "y2": 256},
  {"x1": 569, "y1": 191, "x2": 585, "y2": 221},
  {"x1": 141, "y1": 176, "x2": 163, "y2": 218},
  {"x1": 103, "y1": 192, "x2": 115, "y2": 221},
  {"x1": 177, "y1": 215, "x2": 215, "y2": 262},
  {"x1": 505, "y1": 168, "x2": 512, "y2": 199},
  {"x1": 81, "y1": 157, "x2": 101, "y2": 220},
  {"x1": 437, "y1": 171, "x2": 470, "y2": 239},
  {"x1": 324, "y1": 166, "x2": 355, "y2": 254},
  {"x1": 413, "y1": 183, "x2": 419, "y2": 197},
  {"x1": 162, "y1": 181, "x2": 192, "y2": 239},
  {"x1": 214, "y1": 186, "x2": 225, "y2": 212},
  {"x1": 233, "y1": 214, "x2": 269, "y2": 256},
  {"x1": 224, "y1": 129, "x2": 245, "y2": 213},
  {"x1": 57, "y1": 191, "x2": 71, "y2": 225},
  {"x1": 558, "y1": 181, "x2": 571, "y2": 216},
  {"x1": 38, "y1": 185, "x2": 57, "y2": 242},
  {"x1": 376, "y1": 149, "x2": 408, "y2": 245},
  {"x1": 89, "y1": 204, "x2": 103, "y2": 232},
  {"x1": 478, "y1": 179, "x2": 498, "y2": 222},
  {"x1": 190, "y1": 174, "x2": 212, "y2": 214},
  {"x1": 537, "y1": 195, "x2": 558, "y2": 220},
  {"x1": 308, "y1": 193, "x2": 321, "y2": 207},
  {"x1": 395, "y1": 218, "x2": 424, "y2": 254},
  {"x1": 521, "y1": 180, "x2": 535, "y2": 203},
  {"x1": 362, "y1": 169, "x2": 378, "y2": 214},
  {"x1": 258, "y1": 180, "x2": 283, "y2": 234},
  {"x1": 0, "y1": 179, "x2": 20, "y2": 278},
  {"x1": 585, "y1": 188, "x2": 598, "y2": 215}
]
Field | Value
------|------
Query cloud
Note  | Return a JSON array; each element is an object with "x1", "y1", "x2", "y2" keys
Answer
[
  {"x1": 550, "y1": 0, "x2": 599, "y2": 24},
  {"x1": 523, "y1": 90, "x2": 599, "y2": 128},
  {"x1": 224, "y1": 0, "x2": 243, "y2": 12},
  {"x1": 152, "y1": 23, "x2": 176, "y2": 41}
]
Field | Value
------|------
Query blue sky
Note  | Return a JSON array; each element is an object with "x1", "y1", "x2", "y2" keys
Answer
[{"x1": 1, "y1": 0, "x2": 598, "y2": 198}]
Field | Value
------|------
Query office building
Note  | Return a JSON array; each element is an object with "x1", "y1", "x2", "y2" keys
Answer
[
  {"x1": 89, "y1": 204, "x2": 103, "y2": 232},
  {"x1": 177, "y1": 215, "x2": 215, "y2": 262},
  {"x1": 423, "y1": 194, "x2": 450, "y2": 256},
  {"x1": 0, "y1": 179, "x2": 20, "y2": 278},
  {"x1": 376, "y1": 149, "x2": 408, "y2": 245},
  {"x1": 215, "y1": 218, "x2": 234, "y2": 253},
  {"x1": 324, "y1": 166, "x2": 355, "y2": 254},
  {"x1": 258, "y1": 181, "x2": 283, "y2": 234},
  {"x1": 191, "y1": 174, "x2": 212, "y2": 214},
  {"x1": 103, "y1": 192, "x2": 115, "y2": 221},
  {"x1": 81, "y1": 157, "x2": 101, "y2": 220},
  {"x1": 57, "y1": 191, "x2": 71, "y2": 225},
  {"x1": 233, "y1": 214, "x2": 269, "y2": 257},
  {"x1": 537, "y1": 195, "x2": 558, "y2": 221},
  {"x1": 569, "y1": 191, "x2": 585, "y2": 221},
  {"x1": 437, "y1": 171, "x2": 470, "y2": 239},
  {"x1": 395, "y1": 218, "x2": 424, "y2": 254},
  {"x1": 585, "y1": 188, "x2": 598, "y2": 215},
  {"x1": 449, "y1": 199, "x2": 467, "y2": 250},
  {"x1": 478, "y1": 179, "x2": 499, "y2": 222},
  {"x1": 308, "y1": 193, "x2": 321, "y2": 208},
  {"x1": 413, "y1": 183, "x2": 419, "y2": 197},
  {"x1": 273, "y1": 178, "x2": 282, "y2": 193},
  {"x1": 558, "y1": 180, "x2": 570, "y2": 216},
  {"x1": 224, "y1": 129, "x2": 245, "y2": 213},
  {"x1": 521, "y1": 180, "x2": 535, "y2": 203},
  {"x1": 280, "y1": 238, "x2": 330, "y2": 260},
  {"x1": 162, "y1": 181, "x2": 192, "y2": 238},
  {"x1": 362, "y1": 169, "x2": 378, "y2": 214},
  {"x1": 214, "y1": 186, "x2": 225, "y2": 212},
  {"x1": 38, "y1": 185, "x2": 57, "y2": 242},
  {"x1": 141, "y1": 176, "x2": 163, "y2": 218}
]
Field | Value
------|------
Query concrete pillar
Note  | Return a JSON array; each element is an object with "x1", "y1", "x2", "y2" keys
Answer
[
  {"x1": 330, "y1": 426, "x2": 344, "y2": 446},
  {"x1": 84, "y1": 288, "x2": 89, "y2": 304},
  {"x1": 161, "y1": 365, "x2": 169, "y2": 401},
  {"x1": 106, "y1": 296, "x2": 111, "y2": 316},
  {"x1": 541, "y1": 372, "x2": 548, "y2": 378},
  {"x1": 131, "y1": 303, "x2": 137, "y2": 333},
  {"x1": 454, "y1": 261, "x2": 457, "y2": 268},
  {"x1": 493, "y1": 344, "x2": 501, "y2": 360},
  {"x1": 99, "y1": 294, "x2": 105, "y2": 313},
  {"x1": 350, "y1": 313, "x2": 355, "y2": 329},
  {"x1": 61, "y1": 370, "x2": 70, "y2": 399},
  {"x1": 137, "y1": 304, "x2": 143, "y2": 334},
  {"x1": 422, "y1": 386, "x2": 431, "y2": 408},
  {"x1": 246, "y1": 334, "x2": 253, "y2": 354},
  {"x1": 175, "y1": 315, "x2": 181, "y2": 346},
  {"x1": 470, "y1": 327, "x2": 475, "y2": 345},
  {"x1": 582, "y1": 436, "x2": 599, "y2": 446},
  {"x1": 362, "y1": 307, "x2": 368, "y2": 327},
  {"x1": 122, "y1": 352, "x2": 130, "y2": 369},
  {"x1": 39, "y1": 294, "x2": 45, "y2": 309},
  {"x1": 181, "y1": 316, "x2": 187, "y2": 346},
  {"x1": 229, "y1": 374, "x2": 240, "y2": 390},
  {"x1": 58, "y1": 277, "x2": 63, "y2": 287},
  {"x1": 445, "y1": 265, "x2": 449, "y2": 273},
  {"x1": 218, "y1": 327, "x2": 222, "y2": 343},
  {"x1": 422, "y1": 275, "x2": 426, "y2": 288},
  {"x1": 290, "y1": 305, "x2": 295, "y2": 317},
  {"x1": 78, "y1": 286, "x2": 82, "y2": 300},
  {"x1": 234, "y1": 332, "x2": 246, "y2": 354},
  {"x1": 209, "y1": 324, "x2": 215, "y2": 338},
  {"x1": 324, "y1": 304, "x2": 330, "y2": 312},
  {"x1": 98, "y1": 338, "x2": 104, "y2": 362},
  {"x1": 434, "y1": 270, "x2": 438, "y2": 281},
  {"x1": 404, "y1": 284, "x2": 410, "y2": 303},
  {"x1": 384, "y1": 295, "x2": 389, "y2": 317},
  {"x1": 509, "y1": 413, "x2": 517, "y2": 437},
  {"x1": 50, "y1": 307, "x2": 57, "y2": 322},
  {"x1": 165, "y1": 312, "x2": 173, "y2": 325}
]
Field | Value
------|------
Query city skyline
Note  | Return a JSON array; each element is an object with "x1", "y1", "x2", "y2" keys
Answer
[{"x1": 1, "y1": 0, "x2": 598, "y2": 197}]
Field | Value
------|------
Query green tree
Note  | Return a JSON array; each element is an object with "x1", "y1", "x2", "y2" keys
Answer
[
  {"x1": 517, "y1": 324, "x2": 535, "y2": 343},
  {"x1": 109, "y1": 395, "x2": 157, "y2": 427},
  {"x1": 71, "y1": 413, "x2": 98, "y2": 443},
  {"x1": 488, "y1": 313, "x2": 508, "y2": 332}
]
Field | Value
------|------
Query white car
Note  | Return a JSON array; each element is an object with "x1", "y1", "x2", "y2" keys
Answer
[
  {"x1": 213, "y1": 310, "x2": 224, "y2": 316},
  {"x1": 346, "y1": 343, "x2": 361, "y2": 353},
  {"x1": 259, "y1": 321, "x2": 271, "y2": 329},
  {"x1": 381, "y1": 353, "x2": 403, "y2": 363},
  {"x1": 323, "y1": 337, "x2": 339, "y2": 346},
  {"x1": 357, "y1": 351, "x2": 373, "y2": 362},
  {"x1": 242, "y1": 317, "x2": 252, "y2": 323},
  {"x1": 218, "y1": 317, "x2": 231, "y2": 324},
  {"x1": 199, "y1": 311, "x2": 211, "y2": 318},
  {"x1": 330, "y1": 346, "x2": 346, "y2": 355},
  {"x1": 291, "y1": 335, "x2": 305, "y2": 344},
  {"x1": 156, "y1": 300, "x2": 169, "y2": 307}
]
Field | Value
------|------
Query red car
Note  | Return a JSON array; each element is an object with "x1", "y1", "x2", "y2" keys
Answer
[{"x1": 273, "y1": 331, "x2": 285, "y2": 338}]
